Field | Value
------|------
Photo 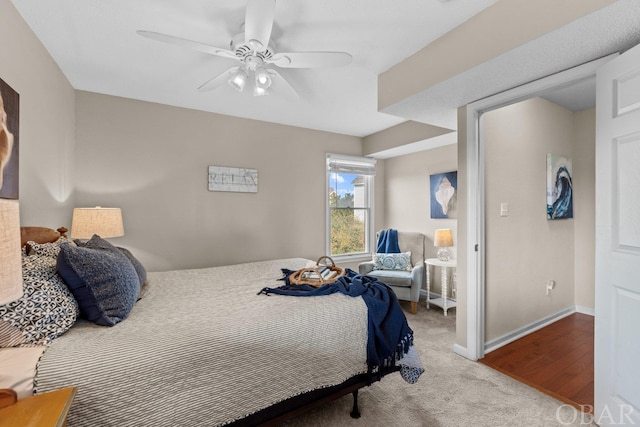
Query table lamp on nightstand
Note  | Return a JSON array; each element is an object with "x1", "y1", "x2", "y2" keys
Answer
[
  {"x1": 70, "y1": 206, "x2": 124, "y2": 240},
  {"x1": 434, "y1": 228, "x2": 453, "y2": 262}
]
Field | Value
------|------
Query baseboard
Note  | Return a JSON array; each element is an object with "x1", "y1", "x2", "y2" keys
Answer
[
  {"x1": 484, "y1": 306, "x2": 576, "y2": 354},
  {"x1": 575, "y1": 305, "x2": 595, "y2": 316},
  {"x1": 453, "y1": 343, "x2": 471, "y2": 360}
]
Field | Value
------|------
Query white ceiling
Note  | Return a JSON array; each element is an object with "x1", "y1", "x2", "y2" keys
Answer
[{"x1": 10, "y1": 0, "x2": 497, "y2": 137}]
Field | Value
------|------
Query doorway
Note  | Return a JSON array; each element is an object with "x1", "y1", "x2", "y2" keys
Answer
[{"x1": 460, "y1": 54, "x2": 615, "y2": 362}]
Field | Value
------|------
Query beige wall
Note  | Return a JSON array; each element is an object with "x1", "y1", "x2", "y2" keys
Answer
[
  {"x1": 0, "y1": 0, "x2": 76, "y2": 227},
  {"x1": 482, "y1": 97, "x2": 594, "y2": 342},
  {"x1": 573, "y1": 108, "x2": 596, "y2": 310},
  {"x1": 74, "y1": 91, "x2": 362, "y2": 272},
  {"x1": 383, "y1": 144, "x2": 458, "y2": 295},
  {"x1": 384, "y1": 144, "x2": 458, "y2": 250}
]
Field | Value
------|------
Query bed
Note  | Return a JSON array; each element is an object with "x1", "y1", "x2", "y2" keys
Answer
[{"x1": 0, "y1": 226, "x2": 423, "y2": 426}]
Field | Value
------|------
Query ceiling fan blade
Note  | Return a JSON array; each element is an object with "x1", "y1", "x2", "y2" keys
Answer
[
  {"x1": 197, "y1": 67, "x2": 239, "y2": 92},
  {"x1": 137, "y1": 30, "x2": 238, "y2": 60},
  {"x1": 268, "y1": 52, "x2": 352, "y2": 68},
  {"x1": 268, "y1": 69, "x2": 299, "y2": 100},
  {"x1": 244, "y1": 0, "x2": 275, "y2": 51}
]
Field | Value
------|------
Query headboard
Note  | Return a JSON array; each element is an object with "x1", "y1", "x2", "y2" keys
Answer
[{"x1": 20, "y1": 226, "x2": 68, "y2": 248}]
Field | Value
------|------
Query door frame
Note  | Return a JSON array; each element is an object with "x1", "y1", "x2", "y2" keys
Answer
[{"x1": 461, "y1": 54, "x2": 617, "y2": 361}]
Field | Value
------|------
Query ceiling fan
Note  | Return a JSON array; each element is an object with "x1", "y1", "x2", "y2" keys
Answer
[{"x1": 137, "y1": 0, "x2": 353, "y2": 97}]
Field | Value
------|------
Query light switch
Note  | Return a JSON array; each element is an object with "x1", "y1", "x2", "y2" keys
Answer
[{"x1": 500, "y1": 202, "x2": 509, "y2": 217}]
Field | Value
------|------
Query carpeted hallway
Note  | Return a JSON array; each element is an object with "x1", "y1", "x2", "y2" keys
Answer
[{"x1": 282, "y1": 301, "x2": 597, "y2": 426}]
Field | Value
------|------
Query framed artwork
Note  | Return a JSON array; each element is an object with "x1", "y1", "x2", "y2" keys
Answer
[
  {"x1": 0, "y1": 78, "x2": 19, "y2": 200},
  {"x1": 546, "y1": 153, "x2": 573, "y2": 219},
  {"x1": 208, "y1": 166, "x2": 258, "y2": 193},
  {"x1": 430, "y1": 171, "x2": 457, "y2": 219}
]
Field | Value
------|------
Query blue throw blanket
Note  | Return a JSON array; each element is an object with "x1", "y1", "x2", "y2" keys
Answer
[
  {"x1": 377, "y1": 229, "x2": 400, "y2": 253},
  {"x1": 258, "y1": 268, "x2": 414, "y2": 380}
]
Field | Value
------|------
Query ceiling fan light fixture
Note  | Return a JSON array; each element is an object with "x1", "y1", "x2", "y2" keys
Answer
[
  {"x1": 255, "y1": 66, "x2": 272, "y2": 86},
  {"x1": 254, "y1": 85, "x2": 268, "y2": 96},
  {"x1": 228, "y1": 67, "x2": 249, "y2": 92},
  {"x1": 253, "y1": 66, "x2": 272, "y2": 97}
]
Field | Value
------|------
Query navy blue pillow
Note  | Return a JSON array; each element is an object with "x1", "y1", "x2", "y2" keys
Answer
[
  {"x1": 117, "y1": 247, "x2": 147, "y2": 287},
  {"x1": 74, "y1": 239, "x2": 147, "y2": 288},
  {"x1": 57, "y1": 235, "x2": 140, "y2": 326}
]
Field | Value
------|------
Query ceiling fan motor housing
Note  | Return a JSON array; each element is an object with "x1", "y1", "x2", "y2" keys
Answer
[{"x1": 231, "y1": 33, "x2": 275, "y2": 65}]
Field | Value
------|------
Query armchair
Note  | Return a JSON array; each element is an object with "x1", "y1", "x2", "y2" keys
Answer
[{"x1": 359, "y1": 231, "x2": 425, "y2": 314}]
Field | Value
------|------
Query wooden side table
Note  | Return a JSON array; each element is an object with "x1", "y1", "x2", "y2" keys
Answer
[
  {"x1": 425, "y1": 258, "x2": 457, "y2": 316},
  {"x1": 0, "y1": 386, "x2": 77, "y2": 427}
]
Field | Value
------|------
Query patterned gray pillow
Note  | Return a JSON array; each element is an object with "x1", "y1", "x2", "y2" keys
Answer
[
  {"x1": 0, "y1": 253, "x2": 79, "y2": 348},
  {"x1": 373, "y1": 252, "x2": 413, "y2": 271},
  {"x1": 25, "y1": 237, "x2": 70, "y2": 258}
]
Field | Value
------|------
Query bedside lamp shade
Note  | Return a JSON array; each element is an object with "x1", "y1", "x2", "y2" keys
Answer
[
  {"x1": 70, "y1": 207, "x2": 124, "y2": 239},
  {"x1": 434, "y1": 229, "x2": 453, "y2": 262},
  {"x1": 0, "y1": 200, "x2": 23, "y2": 305}
]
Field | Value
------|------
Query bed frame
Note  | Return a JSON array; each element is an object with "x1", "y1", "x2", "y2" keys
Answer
[
  {"x1": 20, "y1": 226, "x2": 68, "y2": 248},
  {"x1": 19, "y1": 226, "x2": 399, "y2": 425},
  {"x1": 240, "y1": 366, "x2": 399, "y2": 426}
]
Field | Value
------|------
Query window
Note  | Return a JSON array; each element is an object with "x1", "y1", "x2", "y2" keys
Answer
[{"x1": 326, "y1": 154, "x2": 376, "y2": 259}]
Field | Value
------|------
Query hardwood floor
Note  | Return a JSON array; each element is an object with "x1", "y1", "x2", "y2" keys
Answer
[{"x1": 480, "y1": 313, "x2": 594, "y2": 412}]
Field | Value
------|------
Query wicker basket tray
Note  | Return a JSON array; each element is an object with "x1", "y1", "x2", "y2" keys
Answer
[{"x1": 288, "y1": 256, "x2": 345, "y2": 287}]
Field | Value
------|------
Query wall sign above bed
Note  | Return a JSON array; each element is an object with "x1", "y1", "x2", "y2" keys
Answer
[
  {"x1": 0, "y1": 77, "x2": 19, "y2": 200},
  {"x1": 208, "y1": 165, "x2": 258, "y2": 193}
]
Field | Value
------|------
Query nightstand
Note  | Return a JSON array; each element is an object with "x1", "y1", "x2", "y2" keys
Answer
[
  {"x1": 425, "y1": 258, "x2": 457, "y2": 316},
  {"x1": 0, "y1": 387, "x2": 77, "y2": 427}
]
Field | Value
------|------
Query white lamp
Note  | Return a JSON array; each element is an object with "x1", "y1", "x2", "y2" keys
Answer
[
  {"x1": 0, "y1": 199, "x2": 23, "y2": 305},
  {"x1": 70, "y1": 207, "x2": 124, "y2": 240},
  {"x1": 434, "y1": 229, "x2": 453, "y2": 262}
]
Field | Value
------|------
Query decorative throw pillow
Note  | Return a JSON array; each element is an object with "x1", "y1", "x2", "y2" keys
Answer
[
  {"x1": 116, "y1": 247, "x2": 147, "y2": 287},
  {"x1": 373, "y1": 252, "x2": 412, "y2": 271},
  {"x1": 74, "y1": 239, "x2": 147, "y2": 299},
  {"x1": 57, "y1": 235, "x2": 140, "y2": 327},
  {"x1": 0, "y1": 253, "x2": 79, "y2": 348},
  {"x1": 25, "y1": 237, "x2": 71, "y2": 258}
]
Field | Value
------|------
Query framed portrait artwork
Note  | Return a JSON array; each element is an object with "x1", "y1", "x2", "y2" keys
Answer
[{"x1": 0, "y1": 77, "x2": 19, "y2": 200}]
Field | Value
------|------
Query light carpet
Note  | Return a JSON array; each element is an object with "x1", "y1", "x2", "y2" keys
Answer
[{"x1": 282, "y1": 300, "x2": 596, "y2": 426}]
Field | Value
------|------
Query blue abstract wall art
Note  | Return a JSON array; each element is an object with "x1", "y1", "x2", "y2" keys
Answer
[{"x1": 546, "y1": 153, "x2": 573, "y2": 220}]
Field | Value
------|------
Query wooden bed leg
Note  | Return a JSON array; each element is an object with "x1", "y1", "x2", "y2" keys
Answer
[
  {"x1": 350, "y1": 391, "x2": 361, "y2": 419},
  {"x1": 410, "y1": 301, "x2": 417, "y2": 314}
]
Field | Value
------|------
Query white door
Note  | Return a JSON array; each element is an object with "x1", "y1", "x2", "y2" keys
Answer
[{"x1": 595, "y1": 42, "x2": 640, "y2": 426}]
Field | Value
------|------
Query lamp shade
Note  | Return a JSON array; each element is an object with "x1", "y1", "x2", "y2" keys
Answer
[
  {"x1": 70, "y1": 207, "x2": 124, "y2": 239},
  {"x1": 434, "y1": 229, "x2": 453, "y2": 248},
  {"x1": 0, "y1": 199, "x2": 23, "y2": 305}
]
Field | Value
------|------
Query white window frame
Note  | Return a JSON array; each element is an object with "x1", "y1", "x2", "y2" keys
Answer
[{"x1": 325, "y1": 153, "x2": 376, "y2": 262}]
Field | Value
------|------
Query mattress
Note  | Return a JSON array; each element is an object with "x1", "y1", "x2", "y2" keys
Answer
[{"x1": 34, "y1": 258, "x2": 381, "y2": 426}]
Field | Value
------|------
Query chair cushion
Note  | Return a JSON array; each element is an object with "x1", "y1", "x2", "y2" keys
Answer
[{"x1": 365, "y1": 269, "x2": 413, "y2": 287}]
